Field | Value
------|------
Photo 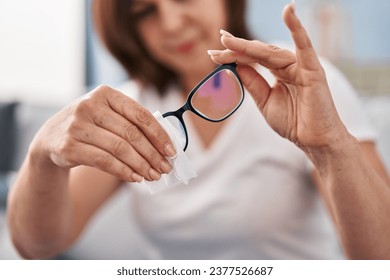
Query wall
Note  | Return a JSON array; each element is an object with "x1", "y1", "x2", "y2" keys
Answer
[
  {"x1": 247, "y1": 0, "x2": 390, "y2": 96},
  {"x1": 0, "y1": 0, "x2": 85, "y2": 106},
  {"x1": 86, "y1": 0, "x2": 390, "y2": 94},
  {"x1": 248, "y1": 0, "x2": 390, "y2": 61},
  {"x1": 1, "y1": 0, "x2": 389, "y2": 104}
]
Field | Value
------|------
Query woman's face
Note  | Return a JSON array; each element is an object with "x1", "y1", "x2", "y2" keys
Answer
[{"x1": 130, "y1": 0, "x2": 228, "y2": 79}]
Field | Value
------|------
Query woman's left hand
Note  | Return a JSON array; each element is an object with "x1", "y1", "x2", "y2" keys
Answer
[{"x1": 209, "y1": 3, "x2": 350, "y2": 151}]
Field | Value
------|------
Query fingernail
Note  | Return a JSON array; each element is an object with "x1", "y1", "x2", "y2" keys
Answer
[
  {"x1": 160, "y1": 160, "x2": 173, "y2": 174},
  {"x1": 149, "y1": 169, "x2": 161, "y2": 181},
  {"x1": 132, "y1": 173, "x2": 144, "y2": 183},
  {"x1": 207, "y1": 50, "x2": 222, "y2": 56},
  {"x1": 291, "y1": 0, "x2": 295, "y2": 12},
  {"x1": 164, "y1": 144, "x2": 176, "y2": 158},
  {"x1": 220, "y1": 29, "x2": 234, "y2": 37}
]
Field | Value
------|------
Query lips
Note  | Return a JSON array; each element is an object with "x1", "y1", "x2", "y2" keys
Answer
[
  {"x1": 168, "y1": 31, "x2": 199, "y2": 54},
  {"x1": 176, "y1": 41, "x2": 195, "y2": 53}
]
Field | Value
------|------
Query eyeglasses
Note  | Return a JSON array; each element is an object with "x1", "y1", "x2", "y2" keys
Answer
[{"x1": 163, "y1": 63, "x2": 244, "y2": 151}]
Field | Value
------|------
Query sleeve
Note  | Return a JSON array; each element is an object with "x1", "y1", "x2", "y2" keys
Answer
[
  {"x1": 304, "y1": 58, "x2": 378, "y2": 172},
  {"x1": 320, "y1": 58, "x2": 378, "y2": 142}
]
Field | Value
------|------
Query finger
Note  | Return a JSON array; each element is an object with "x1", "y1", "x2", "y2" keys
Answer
[
  {"x1": 282, "y1": 3, "x2": 322, "y2": 71},
  {"x1": 96, "y1": 86, "x2": 177, "y2": 158},
  {"x1": 90, "y1": 108, "x2": 173, "y2": 175},
  {"x1": 219, "y1": 34, "x2": 296, "y2": 69},
  {"x1": 66, "y1": 141, "x2": 144, "y2": 183},
  {"x1": 270, "y1": 64, "x2": 298, "y2": 84},
  {"x1": 209, "y1": 49, "x2": 260, "y2": 65},
  {"x1": 75, "y1": 123, "x2": 163, "y2": 181},
  {"x1": 236, "y1": 64, "x2": 271, "y2": 111}
]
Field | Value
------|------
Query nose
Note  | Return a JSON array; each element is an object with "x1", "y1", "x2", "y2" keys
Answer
[{"x1": 158, "y1": 1, "x2": 185, "y2": 33}]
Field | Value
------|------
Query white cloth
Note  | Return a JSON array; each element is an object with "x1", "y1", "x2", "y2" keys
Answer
[
  {"x1": 140, "y1": 111, "x2": 197, "y2": 194},
  {"x1": 67, "y1": 59, "x2": 377, "y2": 260}
]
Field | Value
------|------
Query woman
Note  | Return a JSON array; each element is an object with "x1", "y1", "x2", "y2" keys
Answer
[{"x1": 8, "y1": 0, "x2": 390, "y2": 259}]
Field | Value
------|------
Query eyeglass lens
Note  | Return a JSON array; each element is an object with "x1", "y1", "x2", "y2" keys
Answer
[
  {"x1": 191, "y1": 69, "x2": 243, "y2": 121},
  {"x1": 162, "y1": 65, "x2": 243, "y2": 151}
]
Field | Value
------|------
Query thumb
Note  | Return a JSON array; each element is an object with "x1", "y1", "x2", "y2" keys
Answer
[{"x1": 237, "y1": 64, "x2": 271, "y2": 111}]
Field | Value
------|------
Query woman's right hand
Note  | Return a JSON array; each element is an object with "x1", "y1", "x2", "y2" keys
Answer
[{"x1": 30, "y1": 85, "x2": 176, "y2": 182}]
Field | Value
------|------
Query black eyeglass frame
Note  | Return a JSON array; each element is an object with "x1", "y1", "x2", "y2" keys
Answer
[{"x1": 162, "y1": 63, "x2": 244, "y2": 151}]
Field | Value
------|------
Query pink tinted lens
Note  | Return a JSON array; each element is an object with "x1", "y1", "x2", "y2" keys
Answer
[{"x1": 191, "y1": 69, "x2": 242, "y2": 120}]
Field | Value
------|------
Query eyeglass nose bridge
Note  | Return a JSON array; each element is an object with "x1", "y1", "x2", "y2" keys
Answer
[{"x1": 162, "y1": 104, "x2": 190, "y2": 151}]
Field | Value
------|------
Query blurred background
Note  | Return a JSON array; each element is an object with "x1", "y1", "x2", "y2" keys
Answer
[
  {"x1": 0, "y1": 0, "x2": 389, "y2": 258},
  {"x1": 1, "y1": 0, "x2": 389, "y2": 105}
]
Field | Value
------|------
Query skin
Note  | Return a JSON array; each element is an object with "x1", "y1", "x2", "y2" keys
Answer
[
  {"x1": 131, "y1": 0, "x2": 228, "y2": 93},
  {"x1": 130, "y1": 0, "x2": 230, "y2": 148},
  {"x1": 7, "y1": 0, "x2": 230, "y2": 258},
  {"x1": 7, "y1": 0, "x2": 390, "y2": 259},
  {"x1": 7, "y1": 86, "x2": 177, "y2": 258},
  {"x1": 209, "y1": 3, "x2": 390, "y2": 259}
]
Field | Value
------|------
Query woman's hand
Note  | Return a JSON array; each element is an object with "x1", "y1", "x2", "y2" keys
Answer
[
  {"x1": 209, "y1": 3, "x2": 350, "y2": 151},
  {"x1": 31, "y1": 85, "x2": 176, "y2": 182}
]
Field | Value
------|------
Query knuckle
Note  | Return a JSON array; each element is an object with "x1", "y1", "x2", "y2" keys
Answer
[
  {"x1": 57, "y1": 135, "x2": 74, "y2": 155},
  {"x1": 93, "y1": 84, "x2": 111, "y2": 96},
  {"x1": 134, "y1": 107, "x2": 152, "y2": 125},
  {"x1": 92, "y1": 112, "x2": 105, "y2": 127},
  {"x1": 56, "y1": 138, "x2": 77, "y2": 165},
  {"x1": 116, "y1": 164, "x2": 132, "y2": 181},
  {"x1": 67, "y1": 117, "x2": 84, "y2": 135},
  {"x1": 124, "y1": 124, "x2": 142, "y2": 142},
  {"x1": 88, "y1": 85, "x2": 113, "y2": 103},
  {"x1": 94, "y1": 153, "x2": 112, "y2": 169},
  {"x1": 111, "y1": 138, "x2": 128, "y2": 157},
  {"x1": 252, "y1": 40, "x2": 263, "y2": 49},
  {"x1": 268, "y1": 44, "x2": 280, "y2": 52},
  {"x1": 74, "y1": 99, "x2": 92, "y2": 117}
]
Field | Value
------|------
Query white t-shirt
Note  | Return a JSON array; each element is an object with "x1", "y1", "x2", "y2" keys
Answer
[{"x1": 66, "y1": 59, "x2": 376, "y2": 260}]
